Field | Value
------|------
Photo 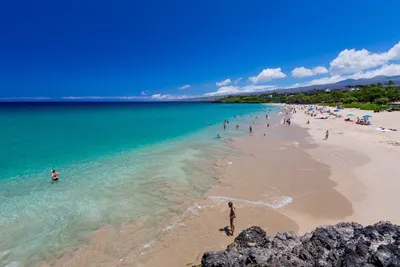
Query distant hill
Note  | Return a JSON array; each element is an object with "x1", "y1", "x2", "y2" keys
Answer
[
  {"x1": 336, "y1": 75, "x2": 400, "y2": 86},
  {"x1": 187, "y1": 75, "x2": 400, "y2": 101}
]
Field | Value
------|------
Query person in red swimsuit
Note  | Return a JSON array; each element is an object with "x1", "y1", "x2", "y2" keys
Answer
[{"x1": 51, "y1": 170, "x2": 59, "y2": 182}]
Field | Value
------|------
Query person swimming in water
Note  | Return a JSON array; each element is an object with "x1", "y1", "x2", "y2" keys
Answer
[
  {"x1": 51, "y1": 170, "x2": 59, "y2": 181},
  {"x1": 228, "y1": 201, "x2": 236, "y2": 236}
]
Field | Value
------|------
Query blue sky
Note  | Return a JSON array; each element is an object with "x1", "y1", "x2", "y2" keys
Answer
[{"x1": 1, "y1": 0, "x2": 400, "y2": 100}]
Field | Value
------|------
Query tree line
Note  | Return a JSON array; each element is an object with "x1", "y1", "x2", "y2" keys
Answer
[{"x1": 216, "y1": 82, "x2": 400, "y2": 110}]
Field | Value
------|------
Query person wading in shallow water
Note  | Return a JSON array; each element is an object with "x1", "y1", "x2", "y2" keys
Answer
[
  {"x1": 51, "y1": 170, "x2": 59, "y2": 182},
  {"x1": 228, "y1": 201, "x2": 236, "y2": 236}
]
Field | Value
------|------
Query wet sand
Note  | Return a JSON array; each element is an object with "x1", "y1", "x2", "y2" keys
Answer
[{"x1": 131, "y1": 118, "x2": 355, "y2": 266}]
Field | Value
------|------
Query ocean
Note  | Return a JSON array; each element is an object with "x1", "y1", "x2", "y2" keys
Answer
[{"x1": 0, "y1": 102, "x2": 273, "y2": 266}]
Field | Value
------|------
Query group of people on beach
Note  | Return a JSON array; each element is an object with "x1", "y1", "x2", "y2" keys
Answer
[{"x1": 300, "y1": 105, "x2": 332, "y2": 140}]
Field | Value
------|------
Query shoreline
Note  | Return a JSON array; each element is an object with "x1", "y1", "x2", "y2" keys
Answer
[{"x1": 42, "y1": 105, "x2": 400, "y2": 267}]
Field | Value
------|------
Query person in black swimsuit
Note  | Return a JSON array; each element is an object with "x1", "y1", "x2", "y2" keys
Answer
[{"x1": 51, "y1": 170, "x2": 59, "y2": 182}]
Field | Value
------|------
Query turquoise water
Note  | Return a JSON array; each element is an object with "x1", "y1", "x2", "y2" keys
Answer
[{"x1": 0, "y1": 102, "x2": 271, "y2": 266}]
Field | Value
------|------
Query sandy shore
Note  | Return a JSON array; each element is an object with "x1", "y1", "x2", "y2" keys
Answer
[
  {"x1": 287, "y1": 106, "x2": 400, "y2": 233},
  {"x1": 44, "y1": 106, "x2": 400, "y2": 267}
]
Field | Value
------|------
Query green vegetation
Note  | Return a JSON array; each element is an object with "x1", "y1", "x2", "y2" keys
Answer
[{"x1": 217, "y1": 82, "x2": 400, "y2": 110}]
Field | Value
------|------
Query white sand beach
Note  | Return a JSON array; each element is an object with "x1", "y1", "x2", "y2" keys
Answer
[{"x1": 288, "y1": 105, "x2": 400, "y2": 233}]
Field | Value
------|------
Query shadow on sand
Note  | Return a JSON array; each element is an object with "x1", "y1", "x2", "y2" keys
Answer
[{"x1": 219, "y1": 226, "x2": 232, "y2": 236}]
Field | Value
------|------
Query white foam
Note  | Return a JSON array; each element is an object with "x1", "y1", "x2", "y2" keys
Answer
[
  {"x1": 285, "y1": 141, "x2": 299, "y2": 147},
  {"x1": 162, "y1": 225, "x2": 175, "y2": 232},
  {"x1": 0, "y1": 250, "x2": 10, "y2": 258},
  {"x1": 183, "y1": 203, "x2": 201, "y2": 216},
  {"x1": 162, "y1": 203, "x2": 204, "y2": 232},
  {"x1": 141, "y1": 241, "x2": 156, "y2": 249},
  {"x1": 138, "y1": 240, "x2": 157, "y2": 255},
  {"x1": 5, "y1": 262, "x2": 19, "y2": 267},
  {"x1": 208, "y1": 195, "x2": 292, "y2": 209}
]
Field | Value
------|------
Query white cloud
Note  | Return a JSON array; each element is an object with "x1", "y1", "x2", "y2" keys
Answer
[
  {"x1": 241, "y1": 85, "x2": 277, "y2": 92},
  {"x1": 330, "y1": 41, "x2": 400, "y2": 74},
  {"x1": 287, "y1": 63, "x2": 400, "y2": 89},
  {"x1": 295, "y1": 75, "x2": 345, "y2": 87},
  {"x1": 348, "y1": 64, "x2": 400, "y2": 79},
  {"x1": 151, "y1": 94, "x2": 189, "y2": 100},
  {"x1": 292, "y1": 67, "x2": 313, "y2": 77},
  {"x1": 141, "y1": 91, "x2": 147, "y2": 96},
  {"x1": 249, "y1": 68, "x2": 286, "y2": 83},
  {"x1": 179, "y1": 84, "x2": 191, "y2": 90},
  {"x1": 291, "y1": 66, "x2": 328, "y2": 78},
  {"x1": 216, "y1": 79, "x2": 232, "y2": 87},
  {"x1": 234, "y1": 78, "x2": 242, "y2": 84},
  {"x1": 313, "y1": 66, "x2": 329, "y2": 75},
  {"x1": 204, "y1": 84, "x2": 276, "y2": 97},
  {"x1": 205, "y1": 86, "x2": 240, "y2": 96}
]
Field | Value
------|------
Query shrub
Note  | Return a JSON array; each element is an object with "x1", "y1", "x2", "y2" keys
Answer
[
  {"x1": 343, "y1": 96, "x2": 358, "y2": 104},
  {"x1": 359, "y1": 103, "x2": 387, "y2": 111},
  {"x1": 374, "y1": 97, "x2": 389, "y2": 105},
  {"x1": 342, "y1": 103, "x2": 362, "y2": 109}
]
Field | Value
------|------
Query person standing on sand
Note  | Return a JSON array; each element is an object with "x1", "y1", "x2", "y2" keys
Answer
[
  {"x1": 228, "y1": 202, "x2": 236, "y2": 236},
  {"x1": 249, "y1": 125, "x2": 252, "y2": 133},
  {"x1": 325, "y1": 130, "x2": 329, "y2": 140}
]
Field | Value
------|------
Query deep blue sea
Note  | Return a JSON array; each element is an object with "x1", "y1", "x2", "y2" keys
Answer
[{"x1": 0, "y1": 102, "x2": 273, "y2": 266}]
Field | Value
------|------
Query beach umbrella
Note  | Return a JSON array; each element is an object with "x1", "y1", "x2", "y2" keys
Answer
[
  {"x1": 363, "y1": 114, "x2": 372, "y2": 119},
  {"x1": 347, "y1": 113, "x2": 355, "y2": 117}
]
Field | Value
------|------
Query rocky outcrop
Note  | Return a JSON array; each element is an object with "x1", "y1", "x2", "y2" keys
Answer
[{"x1": 201, "y1": 222, "x2": 400, "y2": 267}]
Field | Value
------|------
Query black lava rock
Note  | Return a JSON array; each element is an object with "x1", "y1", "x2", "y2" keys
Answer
[{"x1": 201, "y1": 222, "x2": 400, "y2": 267}]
